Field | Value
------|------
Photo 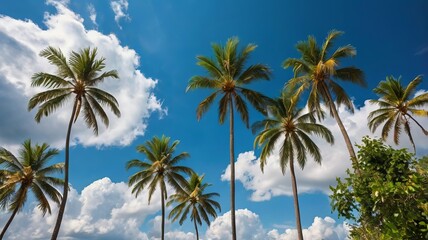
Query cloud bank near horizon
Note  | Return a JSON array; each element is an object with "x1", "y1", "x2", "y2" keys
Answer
[{"x1": 0, "y1": 178, "x2": 349, "y2": 240}]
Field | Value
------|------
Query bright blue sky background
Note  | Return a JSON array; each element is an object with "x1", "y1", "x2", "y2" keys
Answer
[{"x1": 0, "y1": 0, "x2": 427, "y2": 239}]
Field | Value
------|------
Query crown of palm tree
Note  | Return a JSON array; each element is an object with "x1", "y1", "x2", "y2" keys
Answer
[
  {"x1": 283, "y1": 30, "x2": 366, "y2": 120},
  {"x1": 28, "y1": 47, "x2": 121, "y2": 135},
  {"x1": 368, "y1": 75, "x2": 428, "y2": 151},
  {"x1": 186, "y1": 37, "x2": 271, "y2": 127}
]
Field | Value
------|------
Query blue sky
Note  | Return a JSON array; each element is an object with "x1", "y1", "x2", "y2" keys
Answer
[{"x1": 0, "y1": 0, "x2": 427, "y2": 239}]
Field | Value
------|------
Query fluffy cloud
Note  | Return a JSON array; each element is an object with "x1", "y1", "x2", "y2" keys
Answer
[
  {"x1": 205, "y1": 209, "x2": 266, "y2": 240},
  {"x1": 205, "y1": 209, "x2": 349, "y2": 240},
  {"x1": 87, "y1": 4, "x2": 98, "y2": 28},
  {"x1": 222, "y1": 101, "x2": 428, "y2": 201},
  {"x1": 0, "y1": 0, "x2": 165, "y2": 150},
  {"x1": 0, "y1": 178, "x2": 157, "y2": 239},
  {"x1": 0, "y1": 178, "x2": 348, "y2": 240},
  {"x1": 267, "y1": 217, "x2": 350, "y2": 240},
  {"x1": 110, "y1": 0, "x2": 130, "y2": 28}
]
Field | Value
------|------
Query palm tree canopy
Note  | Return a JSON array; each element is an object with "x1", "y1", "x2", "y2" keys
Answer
[
  {"x1": 368, "y1": 75, "x2": 428, "y2": 145},
  {"x1": 126, "y1": 135, "x2": 194, "y2": 203},
  {"x1": 252, "y1": 89, "x2": 334, "y2": 174},
  {"x1": 283, "y1": 30, "x2": 366, "y2": 120},
  {"x1": 0, "y1": 139, "x2": 64, "y2": 215},
  {"x1": 167, "y1": 173, "x2": 221, "y2": 226},
  {"x1": 28, "y1": 46, "x2": 121, "y2": 135},
  {"x1": 186, "y1": 37, "x2": 272, "y2": 127}
]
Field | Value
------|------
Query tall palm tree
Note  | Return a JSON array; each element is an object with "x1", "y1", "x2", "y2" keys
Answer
[
  {"x1": 126, "y1": 135, "x2": 193, "y2": 240},
  {"x1": 27, "y1": 47, "x2": 121, "y2": 239},
  {"x1": 368, "y1": 75, "x2": 428, "y2": 152},
  {"x1": 252, "y1": 89, "x2": 334, "y2": 240},
  {"x1": 283, "y1": 30, "x2": 365, "y2": 163},
  {"x1": 186, "y1": 37, "x2": 271, "y2": 240},
  {"x1": 167, "y1": 173, "x2": 221, "y2": 240},
  {"x1": 0, "y1": 140, "x2": 64, "y2": 239}
]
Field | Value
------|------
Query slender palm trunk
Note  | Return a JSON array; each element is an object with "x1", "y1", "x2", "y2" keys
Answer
[
  {"x1": 161, "y1": 186, "x2": 165, "y2": 240},
  {"x1": 229, "y1": 100, "x2": 237, "y2": 240},
  {"x1": 51, "y1": 100, "x2": 77, "y2": 240},
  {"x1": 193, "y1": 218, "x2": 199, "y2": 240},
  {"x1": 0, "y1": 203, "x2": 20, "y2": 239},
  {"x1": 289, "y1": 158, "x2": 303, "y2": 240},
  {"x1": 322, "y1": 85, "x2": 359, "y2": 170},
  {"x1": 406, "y1": 113, "x2": 428, "y2": 135}
]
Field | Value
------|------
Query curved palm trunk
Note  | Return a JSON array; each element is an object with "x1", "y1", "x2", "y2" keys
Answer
[
  {"x1": 51, "y1": 100, "x2": 77, "y2": 240},
  {"x1": 161, "y1": 186, "x2": 165, "y2": 240},
  {"x1": 193, "y1": 218, "x2": 199, "y2": 240},
  {"x1": 289, "y1": 158, "x2": 303, "y2": 240},
  {"x1": 229, "y1": 100, "x2": 237, "y2": 240},
  {"x1": 321, "y1": 85, "x2": 359, "y2": 171},
  {"x1": 0, "y1": 203, "x2": 20, "y2": 239}
]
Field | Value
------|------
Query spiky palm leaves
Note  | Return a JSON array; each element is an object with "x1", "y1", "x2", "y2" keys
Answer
[
  {"x1": 283, "y1": 30, "x2": 365, "y2": 161},
  {"x1": 252, "y1": 90, "x2": 334, "y2": 240},
  {"x1": 126, "y1": 135, "x2": 193, "y2": 240},
  {"x1": 167, "y1": 173, "x2": 220, "y2": 240},
  {"x1": 28, "y1": 47, "x2": 120, "y2": 239},
  {"x1": 368, "y1": 75, "x2": 428, "y2": 152},
  {"x1": 0, "y1": 140, "x2": 63, "y2": 239},
  {"x1": 186, "y1": 37, "x2": 271, "y2": 240}
]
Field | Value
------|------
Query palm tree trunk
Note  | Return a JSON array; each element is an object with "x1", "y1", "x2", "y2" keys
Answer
[
  {"x1": 289, "y1": 158, "x2": 304, "y2": 240},
  {"x1": 321, "y1": 85, "x2": 359, "y2": 170},
  {"x1": 161, "y1": 186, "x2": 165, "y2": 240},
  {"x1": 193, "y1": 219, "x2": 199, "y2": 240},
  {"x1": 229, "y1": 100, "x2": 237, "y2": 240},
  {"x1": 0, "y1": 202, "x2": 20, "y2": 239},
  {"x1": 51, "y1": 100, "x2": 77, "y2": 240}
]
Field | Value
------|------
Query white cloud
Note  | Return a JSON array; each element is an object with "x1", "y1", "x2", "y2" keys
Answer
[
  {"x1": 222, "y1": 101, "x2": 428, "y2": 201},
  {"x1": 0, "y1": 0, "x2": 165, "y2": 150},
  {"x1": 87, "y1": 4, "x2": 98, "y2": 28},
  {"x1": 267, "y1": 217, "x2": 350, "y2": 240},
  {"x1": 0, "y1": 179, "x2": 349, "y2": 240},
  {"x1": 205, "y1": 209, "x2": 266, "y2": 240},
  {"x1": 110, "y1": 0, "x2": 130, "y2": 29}
]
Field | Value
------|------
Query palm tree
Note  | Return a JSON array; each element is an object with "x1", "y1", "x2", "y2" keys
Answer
[
  {"x1": 252, "y1": 89, "x2": 334, "y2": 240},
  {"x1": 0, "y1": 140, "x2": 64, "y2": 239},
  {"x1": 167, "y1": 173, "x2": 221, "y2": 240},
  {"x1": 368, "y1": 75, "x2": 428, "y2": 152},
  {"x1": 283, "y1": 30, "x2": 365, "y2": 163},
  {"x1": 186, "y1": 37, "x2": 271, "y2": 240},
  {"x1": 126, "y1": 135, "x2": 193, "y2": 240},
  {"x1": 27, "y1": 47, "x2": 121, "y2": 239}
]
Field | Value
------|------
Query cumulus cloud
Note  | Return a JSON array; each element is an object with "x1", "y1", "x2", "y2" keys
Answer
[
  {"x1": 0, "y1": 179, "x2": 348, "y2": 240},
  {"x1": 0, "y1": 0, "x2": 165, "y2": 150},
  {"x1": 205, "y1": 209, "x2": 266, "y2": 240},
  {"x1": 205, "y1": 209, "x2": 349, "y2": 240},
  {"x1": 110, "y1": 0, "x2": 130, "y2": 28},
  {"x1": 267, "y1": 217, "x2": 350, "y2": 240},
  {"x1": 222, "y1": 101, "x2": 428, "y2": 201},
  {"x1": 0, "y1": 178, "x2": 157, "y2": 239}
]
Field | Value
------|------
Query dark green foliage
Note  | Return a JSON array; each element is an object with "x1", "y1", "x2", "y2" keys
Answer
[{"x1": 330, "y1": 137, "x2": 428, "y2": 239}]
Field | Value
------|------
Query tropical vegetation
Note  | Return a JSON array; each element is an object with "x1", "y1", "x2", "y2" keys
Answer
[
  {"x1": 283, "y1": 30, "x2": 366, "y2": 164},
  {"x1": 167, "y1": 173, "x2": 221, "y2": 240},
  {"x1": 0, "y1": 140, "x2": 63, "y2": 239},
  {"x1": 252, "y1": 89, "x2": 334, "y2": 240},
  {"x1": 330, "y1": 137, "x2": 428, "y2": 239},
  {"x1": 368, "y1": 75, "x2": 428, "y2": 152},
  {"x1": 27, "y1": 47, "x2": 121, "y2": 239},
  {"x1": 0, "y1": 29, "x2": 426, "y2": 240},
  {"x1": 126, "y1": 135, "x2": 193, "y2": 240},
  {"x1": 186, "y1": 37, "x2": 271, "y2": 240}
]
